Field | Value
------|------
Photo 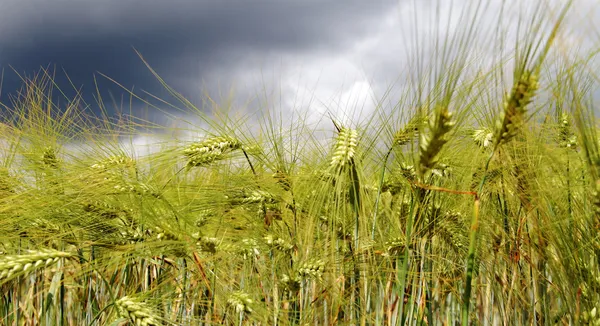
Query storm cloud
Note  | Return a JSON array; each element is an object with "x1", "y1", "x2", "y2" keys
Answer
[
  {"x1": 0, "y1": 0, "x2": 598, "y2": 126},
  {"x1": 0, "y1": 0, "x2": 397, "y2": 118}
]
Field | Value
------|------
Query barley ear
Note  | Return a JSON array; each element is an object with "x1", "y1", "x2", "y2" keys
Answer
[
  {"x1": 472, "y1": 128, "x2": 494, "y2": 149},
  {"x1": 41, "y1": 146, "x2": 60, "y2": 169},
  {"x1": 227, "y1": 291, "x2": 254, "y2": 314},
  {"x1": 297, "y1": 258, "x2": 326, "y2": 281},
  {"x1": 0, "y1": 249, "x2": 75, "y2": 283},
  {"x1": 183, "y1": 136, "x2": 241, "y2": 167},
  {"x1": 558, "y1": 113, "x2": 577, "y2": 149},
  {"x1": 114, "y1": 296, "x2": 163, "y2": 326},
  {"x1": 394, "y1": 114, "x2": 424, "y2": 146},
  {"x1": 330, "y1": 127, "x2": 358, "y2": 170},
  {"x1": 419, "y1": 106, "x2": 454, "y2": 178},
  {"x1": 493, "y1": 70, "x2": 539, "y2": 148}
]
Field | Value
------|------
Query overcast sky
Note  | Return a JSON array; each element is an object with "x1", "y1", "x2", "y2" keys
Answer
[{"x1": 1, "y1": 0, "x2": 599, "y2": 130}]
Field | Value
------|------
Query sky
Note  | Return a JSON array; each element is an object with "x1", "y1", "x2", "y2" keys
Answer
[{"x1": 0, "y1": 0, "x2": 599, "y2": 131}]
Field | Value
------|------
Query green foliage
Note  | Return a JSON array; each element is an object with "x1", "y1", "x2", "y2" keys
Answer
[{"x1": 1, "y1": 1, "x2": 600, "y2": 325}]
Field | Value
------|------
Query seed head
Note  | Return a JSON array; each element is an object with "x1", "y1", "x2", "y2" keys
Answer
[
  {"x1": 91, "y1": 155, "x2": 136, "y2": 171},
  {"x1": 114, "y1": 296, "x2": 162, "y2": 326},
  {"x1": 227, "y1": 291, "x2": 253, "y2": 314},
  {"x1": 0, "y1": 249, "x2": 74, "y2": 282},
  {"x1": 473, "y1": 128, "x2": 494, "y2": 149},
  {"x1": 384, "y1": 237, "x2": 405, "y2": 256},
  {"x1": 0, "y1": 167, "x2": 13, "y2": 194},
  {"x1": 183, "y1": 136, "x2": 241, "y2": 167},
  {"x1": 238, "y1": 238, "x2": 260, "y2": 260},
  {"x1": 41, "y1": 146, "x2": 60, "y2": 168},
  {"x1": 297, "y1": 259, "x2": 326, "y2": 280},
  {"x1": 558, "y1": 113, "x2": 577, "y2": 149},
  {"x1": 330, "y1": 127, "x2": 358, "y2": 168},
  {"x1": 197, "y1": 237, "x2": 219, "y2": 254},
  {"x1": 493, "y1": 71, "x2": 539, "y2": 147},
  {"x1": 264, "y1": 234, "x2": 294, "y2": 253},
  {"x1": 242, "y1": 189, "x2": 276, "y2": 204},
  {"x1": 394, "y1": 115, "x2": 424, "y2": 146},
  {"x1": 281, "y1": 273, "x2": 302, "y2": 292},
  {"x1": 591, "y1": 180, "x2": 600, "y2": 218},
  {"x1": 419, "y1": 106, "x2": 455, "y2": 177}
]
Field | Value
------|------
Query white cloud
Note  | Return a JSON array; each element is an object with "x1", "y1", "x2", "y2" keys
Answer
[{"x1": 153, "y1": 0, "x2": 600, "y2": 142}]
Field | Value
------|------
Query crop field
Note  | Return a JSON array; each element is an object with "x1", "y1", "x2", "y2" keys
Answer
[{"x1": 1, "y1": 0, "x2": 600, "y2": 325}]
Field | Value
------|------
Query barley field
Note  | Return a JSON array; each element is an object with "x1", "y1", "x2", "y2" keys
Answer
[{"x1": 1, "y1": 0, "x2": 600, "y2": 325}]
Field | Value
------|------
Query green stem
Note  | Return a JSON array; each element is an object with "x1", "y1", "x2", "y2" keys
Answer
[
  {"x1": 397, "y1": 195, "x2": 416, "y2": 325},
  {"x1": 242, "y1": 149, "x2": 257, "y2": 176},
  {"x1": 425, "y1": 236, "x2": 434, "y2": 325},
  {"x1": 179, "y1": 258, "x2": 188, "y2": 322},
  {"x1": 462, "y1": 150, "x2": 494, "y2": 325},
  {"x1": 372, "y1": 147, "x2": 393, "y2": 240},
  {"x1": 350, "y1": 163, "x2": 362, "y2": 323}
]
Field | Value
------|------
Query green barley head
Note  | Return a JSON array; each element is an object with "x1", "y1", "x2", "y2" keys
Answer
[
  {"x1": 472, "y1": 128, "x2": 494, "y2": 149},
  {"x1": 399, "y1": 163, "x2": 417, "y2": 182},
  {"x1": 183, "y1": 136, "x2": 241, "y2": 167},
  {"x1": 91, "y1": 155, "x2": 136, "y2": 171},
  {"x1": 558, "y1": 113, "x2": 578, "y2": 149},
  {"x1": 238, "y1": 238, "x2": 260, "y2": 260},
  {"x1": 297, "y1": 259, "x2": 326, "y2": 281},
  {"x1": 114, "y1": 296, "x2": 162, "y2": 326},
  {"x1": 280, "y1": 273, "x2": 302, "y2": 292},
  {"x1": 227, "y1": 291, "x2": 254, "y2": 314},
  {"x1": 419, "y1": 106, "x2": 455, "y2": 177},
  {"x1": 330, "y1": 127, "x2": 358, "y2": 169},
  {"x1": 592, "y1": 180, "x2": 600, "y2": 218},
  {"x1": 264, "y1": 234, "x2": 294, "y2": 254},
  {"x1": 197, "y1": 237, "x2": 219, "y2": 254},
  {"x1": 394, "y1": 115, "x2": 424, "y2": 146},
  {"x1": 0, "y1": 249, "x2": 74, "y2": 283},
  {"x1": 242, "y1": 189, "x2": 276, "y2": 204},
  {"x1": 384, "y1": 237, "x2": 405, "y2": 256},
  {"x1": 493, "y1": 70, "x2": 539, "y2": 148},
  {"x1": 41, "y1": 146, "x2": 60, "y2": 168}
]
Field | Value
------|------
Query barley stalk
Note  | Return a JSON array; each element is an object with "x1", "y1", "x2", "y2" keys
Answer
[
  {"x1": 372, "y1": 115, "x2": 426, "y2": 239},
  {"x1": 329, "y1": 123, "x2": 363, "y2": 321},
  {"x1": 462, "y1": 3, "x2": 572, "y2": 323}
]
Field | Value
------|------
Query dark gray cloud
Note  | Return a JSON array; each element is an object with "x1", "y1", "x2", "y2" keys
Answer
[
  {"x1": 0, "y1": 0, "x2": 598, "y2": 129},
  {"x1": 0, "y1": 0, "x2": 397, "y2": 119}
]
